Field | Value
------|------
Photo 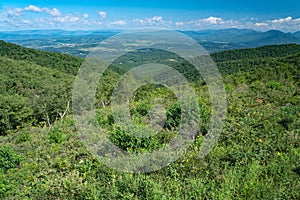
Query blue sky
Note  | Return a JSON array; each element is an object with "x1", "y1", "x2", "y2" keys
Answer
[{"x1": 0, "y1": 0, "x2": 299, "y2": 31}]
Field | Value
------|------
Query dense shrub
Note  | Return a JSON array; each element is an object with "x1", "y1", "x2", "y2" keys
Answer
[{"x1": 0, "y1": 145, "x2": 20, "y2": 172}]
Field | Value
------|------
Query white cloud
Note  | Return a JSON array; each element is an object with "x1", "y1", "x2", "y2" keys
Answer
[
  {"x1": 6, "y1": 5, "x2": 61, "y2": 17},
  {"x1": 54, "y1": 15, "x2": 80, "y2": 23},
  {"x1": 255, "y1": 22, "x2": 269, "y2": 27},
  {"x1": 110, "y1": 20, "x2": 127, "y2": 26},
  {"x1": 292, "y1": 18, "x2": 300, "y2": 24},
  {"x1": 25, "y1": 5, "x2": 42, "y2": 12},
  {"x1": 178, "y1": 16, "x2": 227, "y2": 28},
  {"x1": 44, "y1": 8, "x2": 61, "y2": 16},
  {"x1": 132, "y1": 16, "x2": 167, "y2": 27},
  {"x1": 152, "y1": 16, "x2": 162, "y2": 21},
  {"x1": 250, "y1": 16, "x2": 300, "y2": 32},
  {"x1": 1, "y1": 5, "x2": 300, "y2": 32},
  {"x1": 173, "y1": 17, "x2": 241, "y2": 30},
  {"x1": 98, "y1": 11, "x2": 107, "y2": 19},
  {"x1": 271, "y1": 16, "x2": 292, "y2": 23},
  {"x1": 175, "y1": 22, "x2": 184, "y2": 26},
  {"x1": 83, "y1": 14, "x2": 89, "y2": 19},
  {"x1": 23, "y1": 20, "x2": 30, "y2": 24},
  {"x1": 6, "y1": 8, "x2": 23, "y2": 17},
  {"x1": 203, "y1": 16, "x2": 224, "y2": 24}
]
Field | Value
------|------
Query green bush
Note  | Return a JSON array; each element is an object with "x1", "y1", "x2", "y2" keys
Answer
[
  {"x1": 135, "y1": 102, "x2": 151, "y2": 116},
  {"x1": 165, "y1": 102, "x2": 181, "y2": 130},
  {"x1": 0, "y1": 145, "x2": 20, "y2": 172},
  {"x1": 266, "y1": 80, "x2": 282, "y2": 90},
  {"x1": 110, "y1": 127, "x2": 161, "y2": 153},
  {"x1": 48, "y1": 126, "x2": 67, "y2": 144},
  {"x1": 15, "y1": 130, "x2": 31, "y2": 144}
]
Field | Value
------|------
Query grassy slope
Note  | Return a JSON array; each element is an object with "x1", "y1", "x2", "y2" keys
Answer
[{"x1": 0, "y1": 43, "x2": 299, "y2": 199}]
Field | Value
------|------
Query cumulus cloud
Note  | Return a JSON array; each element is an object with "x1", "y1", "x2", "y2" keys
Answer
[
  {"x1": 98, "y1": 11, "x2": 107, "y2": 19},
  {"x1": 175, "y1": 16, "x2": 233, "y2": 29},
  {"x1": 255, "y1": 22, "x2": 269, "y2": 27},
  {"x1": 271, "y1": 16, "x2": 292, "y2": 23},
  {"x1": 6, "y1": 5, "x2": 61, "y2": 17},
  {"x1": 44, "y1": 8, "x2": 61, "y2": 16},
  {"x1": 1, "y1": 5, "x2": 300, "y2": 32},
  {"x1": 54, "y1": 15, "x2": 80, "y2": 23},
  {"x1": 109, "y1": 20, "x2": 127, "y2": 26},
  {"x1": 152, "y1": 16, "x2": 162, "y2": 21},
  {"x1": 6, "y1": 8, "x2": 23, "y2": 17},
  {"x1": 292, "y1": 18, "x2": 300, "y2": 25},
  {"x1": 25, "y1": 5, "x2": 42, "y2": 12},
  {"x1": 22, "y1": 20, "x2": 30, "y2": 24},
  {"x1": 83, "y1": 14, "x2": 89, "y2": 19},
  {"x1": 203, "y1": 16, "x2": 224, "y2": 24},
  {"x1": 250, "y1": 16, "x2": 300, "y2": 32},
  {"x1": 175, "y1": 22, "x2": 184, "y2": 26},
  {"x1": 132, "y1": 16, "x2": 168, "y2": 27},
  {"x1": 1, "y1": 5, "x2": 107, "y2": 30}
]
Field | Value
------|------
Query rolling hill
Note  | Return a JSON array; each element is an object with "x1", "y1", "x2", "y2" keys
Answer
[{"x1": 0, "y1": 41, "x2": 299, "y2": 199}]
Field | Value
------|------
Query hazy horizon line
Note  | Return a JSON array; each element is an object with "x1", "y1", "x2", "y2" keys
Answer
[{"x1": 0, "y1": 28, "x2": 299, "y2": 34}]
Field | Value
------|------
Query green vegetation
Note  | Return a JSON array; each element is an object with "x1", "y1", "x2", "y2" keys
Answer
[
  {"x1": 0, "y1": 57, "x2": 73, "y2": 134},
  {"x1": 0, "y1": 40, "x2": 83, "y2": 75},
  {"x1": 0, "y1": 41, "x2": 299, "y2": 199},
  {"x1": 0, "y1": 41, "x2": 78, "y2": 135},
  {"x1": 212, "y1": 43, "x2": 300, "y2": 62}
]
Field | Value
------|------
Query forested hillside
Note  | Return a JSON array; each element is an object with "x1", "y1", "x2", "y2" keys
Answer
[
  {"x1": 211, "y1": 43, "x2": 300, "y2": 62},
  {"x1": 0, "y1": 40, "x2": 82, "y2": 75},
  {"x1": 0, "y1": 42, "x2": 299, "y2": 199}
]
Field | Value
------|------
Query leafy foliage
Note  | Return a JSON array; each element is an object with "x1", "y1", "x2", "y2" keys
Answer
[
  {"x1": 0, "y1": 50, "x2": 74, "y2": 135},
  {"x1": 212, "y1": 43, "x2": 300, "y2": 62},
  {"x1": 0, "y1": 40, "x2": 83, "y2": 75},
  {"x1": 0, "y1": 145, "x2": 20, "y2": 172},
  {"x1": 0, "y1": 42, "x2": 299, "y2": 199}
]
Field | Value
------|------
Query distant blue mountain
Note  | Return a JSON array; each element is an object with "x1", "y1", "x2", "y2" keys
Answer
[
  {"x1": 182, "y1": 29, "x2": 300, "y2": 47},
  {"x1": 292, "y1": 31, "x2": 300, "y2": 38},
  {"x1": 1, "y1": 28, "x2": 300, "y2": 55},
  {"x1": 0, "y1": 29, "x2": 120, "y2": 36}
]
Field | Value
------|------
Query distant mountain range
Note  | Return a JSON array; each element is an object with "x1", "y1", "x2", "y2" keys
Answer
[
  {"x1": 0, "y1": 29, "x2": 119, "y2": 38},
  {"x1": 181, "y1": 28, "x2": 300, "y2": 47},
  {"x1": 1, "y1": 28, "x2": 300, "y2": 55}
]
